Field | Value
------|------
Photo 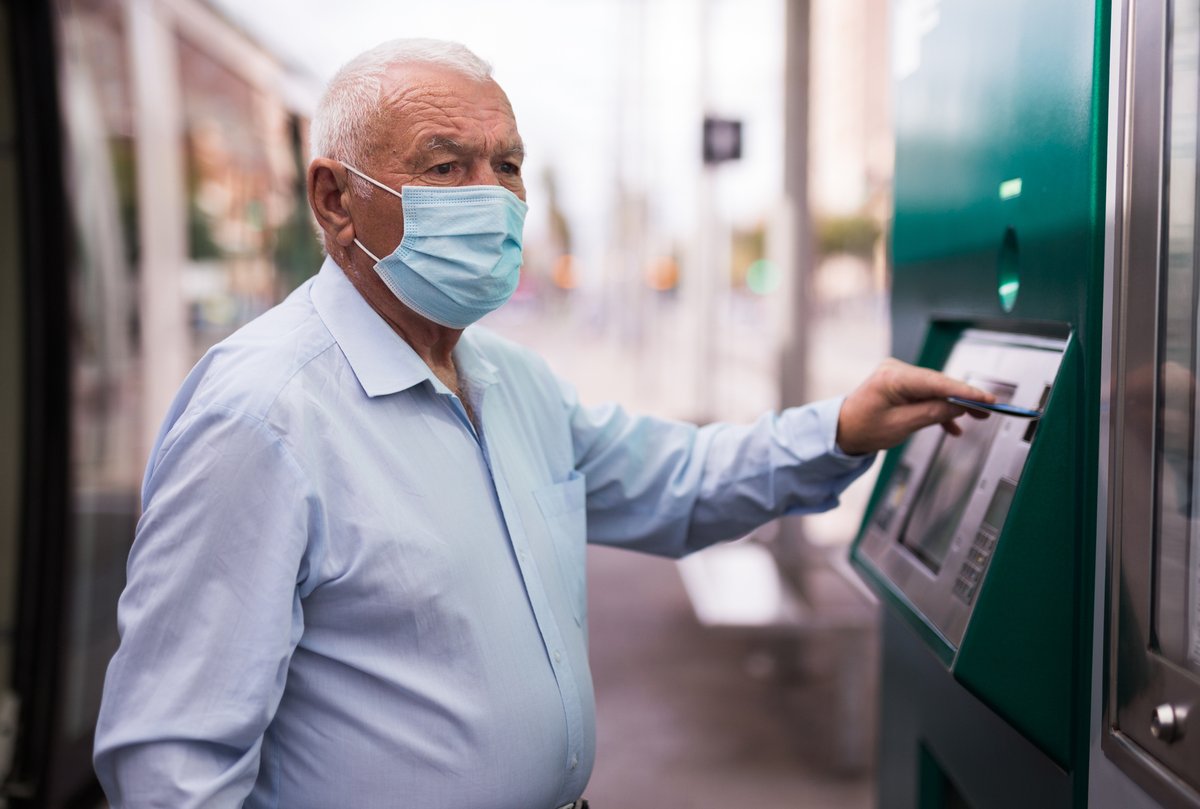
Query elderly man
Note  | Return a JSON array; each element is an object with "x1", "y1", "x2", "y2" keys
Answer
[{"x1": 94, "y1": 38, "x2": 990, "y2": 809}]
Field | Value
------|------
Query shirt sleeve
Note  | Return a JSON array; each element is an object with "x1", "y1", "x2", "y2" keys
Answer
[
  {"x1": 563, "y1": 382, "x2": 875, "y2": 558},
  {"x1": 93, "y1": 404, "x2": 313, "y2": 808}
]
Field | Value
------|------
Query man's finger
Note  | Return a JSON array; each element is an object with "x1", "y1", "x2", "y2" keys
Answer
[
  {"x1": 941, "y1": 418, "x2": 964, "y2": 437},
  {"x1": 890, "y1": 399, "x2": 972, "y2": 436},
  {"x1": 889, "y1": 362, "x2": 996, "y2": 405}
]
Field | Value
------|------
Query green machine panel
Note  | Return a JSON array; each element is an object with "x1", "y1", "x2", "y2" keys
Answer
[
  {"x1": 888, "y1": 0, "x2": 1107, "y2": 361},
  {"x1": 850, "y1": 0, "x2": 1109, "y2": 806}
]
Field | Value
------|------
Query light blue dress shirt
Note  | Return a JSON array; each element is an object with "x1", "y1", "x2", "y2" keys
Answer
[{"x1": 93, "y1": 257, "x2": 871, "y2": 809}]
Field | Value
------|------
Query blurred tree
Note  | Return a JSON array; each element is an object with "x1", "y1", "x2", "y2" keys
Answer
[{"x1": 816, "y1": 213, "x2": 880, "y2": 259}]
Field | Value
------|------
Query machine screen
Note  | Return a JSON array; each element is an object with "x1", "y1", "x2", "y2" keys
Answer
[{"x1": 899, "y1": 378, "x2": 1017, "y2": 573}]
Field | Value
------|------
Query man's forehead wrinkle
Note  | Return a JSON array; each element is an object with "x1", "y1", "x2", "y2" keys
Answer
[
  {"x1": 378, "y1": 62, "x2": 513, "y2": 113},
  {"x1": 402, "y1": 118, "x2": 523, "y2": 156},
  {"x1": 382, "y1": 75, "x2": 507, "y2": 117},
  {"x1": 364, "y1": 72, "x2": 523, "y2": 169},
  {"x1": 382, "y1": 84, "x2": 456, "y2": 126},
  {"x1": 382, "y1": 92, "x2": 506, "y2": 135}
]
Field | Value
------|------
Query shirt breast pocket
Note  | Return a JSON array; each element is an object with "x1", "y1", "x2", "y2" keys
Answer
[{"x1": 533, "y1": 471, "x2": 588, "y2": 626}]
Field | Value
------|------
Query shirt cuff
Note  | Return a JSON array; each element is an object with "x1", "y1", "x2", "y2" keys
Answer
[{"x1": 807, "y1": 395, "x2": 876, "y2": 464}]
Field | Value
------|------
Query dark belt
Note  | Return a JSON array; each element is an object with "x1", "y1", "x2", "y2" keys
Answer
[{"x1": 556, "y1": 801, "x2": 589, "y2": 809}]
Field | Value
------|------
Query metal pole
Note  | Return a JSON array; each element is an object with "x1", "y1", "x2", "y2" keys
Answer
[
  {"x1": 127, "y1": 0, "x2": 190, "y2": 456},
  {"x1": 773, "y1": 0, "x2": 817, "y2": 575},
  {"x1": 780, "y1": 0, "x2": 813, "y2": 412},
  {"x1": 693, "y1": 0, "x2": 717, "y2": 422}
]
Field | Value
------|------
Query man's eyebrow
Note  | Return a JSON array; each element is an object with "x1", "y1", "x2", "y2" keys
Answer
[
  {"x1": 423, "y1": 135, "x2": 466, "y2": 154},
  {"x1": 417, "y1": 136, "x2": 524, "y2": 160}
]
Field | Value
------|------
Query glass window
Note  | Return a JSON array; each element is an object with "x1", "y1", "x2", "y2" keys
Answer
[
  {"x1": 177, "y1": 35, "x2": 319, "y2": 359},
  {"x1": 1154, "y1": 0, "x2": 1200, "y2": 675}
]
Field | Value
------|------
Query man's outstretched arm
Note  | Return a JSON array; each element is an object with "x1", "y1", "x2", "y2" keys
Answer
[{"x1": 563, "y1": 359, "x2": 993, "y2": 558}]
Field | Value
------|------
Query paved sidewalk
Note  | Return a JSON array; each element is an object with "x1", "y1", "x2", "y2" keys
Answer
[{"x1": 583, "y1": 545, "x2": 873, "y2": 808}]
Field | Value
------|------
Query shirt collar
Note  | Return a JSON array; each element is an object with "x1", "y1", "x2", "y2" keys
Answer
[
  {"x1": 453, "y1": 330, "x2": 500, "y2": 390},
  {"x1": 310, "y1": 256, "x2": 500, "y2": 397},
  {"x1": 311, "y1": 257, "x2": 436, "y2": 397}
]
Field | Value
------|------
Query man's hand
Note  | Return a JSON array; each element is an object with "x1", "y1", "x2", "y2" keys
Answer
[{"x1": 836, "y1": 359, "x2": 997, "y2": 455}]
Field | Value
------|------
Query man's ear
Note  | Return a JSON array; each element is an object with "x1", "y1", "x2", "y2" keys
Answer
[{"x1": 308, "y1": 158, "x2": 356, "y2": 248}]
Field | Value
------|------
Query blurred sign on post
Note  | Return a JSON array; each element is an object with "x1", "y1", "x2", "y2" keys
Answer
[{"x1": 703, "y1": 116, "x2": 743, "y2": 164}]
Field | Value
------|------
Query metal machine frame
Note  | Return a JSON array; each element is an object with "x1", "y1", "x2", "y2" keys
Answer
[{"x1": 1105, "y1": 0, "x2": 1200, "y2": 804}]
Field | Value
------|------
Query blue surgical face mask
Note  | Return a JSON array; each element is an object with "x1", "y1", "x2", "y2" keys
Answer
[{"x1": 343, "y1": 163, "x2": 528, "y2": 329}]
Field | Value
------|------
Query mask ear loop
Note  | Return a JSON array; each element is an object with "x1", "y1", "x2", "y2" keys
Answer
[
  {"x1": 341, "y1": 162, "x2": 401, "y2": 265},
  {"x1": 342, "y1": 162, "x2": 404, "y2": 199},
  {"x1": 353, "y1": 238, "x2": 383, "y2": 264}
]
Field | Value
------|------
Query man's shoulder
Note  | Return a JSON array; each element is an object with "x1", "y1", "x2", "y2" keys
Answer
[{"x1": 174, "y1": 280, "x2": 339, "y2": 425}]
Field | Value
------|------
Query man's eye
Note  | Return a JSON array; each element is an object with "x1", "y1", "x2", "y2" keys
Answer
[
  {"x1": 499, "y1": 162, "x2": 521, "y2": 176},
  {"x1": 432, "y1": 163, "x2": 455, "y2": 175}
]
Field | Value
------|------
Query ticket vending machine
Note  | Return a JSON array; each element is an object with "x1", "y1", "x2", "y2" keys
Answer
[
  {"x1": 854, "y1": 0, "x2": 1200, "y2": 807},
  {"x1": 849, "y1": 0, "x2": 1109, "y2": 805}
]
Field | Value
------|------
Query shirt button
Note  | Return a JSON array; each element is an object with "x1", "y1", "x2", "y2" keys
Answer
[
  {"x1": 553, "y1": 650, "x2": 563, "y2": 663},
  {"x1": 570, "y1": 753, "x2": 579, "y2": 770}
]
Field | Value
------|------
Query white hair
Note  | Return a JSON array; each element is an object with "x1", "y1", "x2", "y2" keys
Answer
[{"x1": 310, "y1": 38, "x2": 493, "y2": 179}]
